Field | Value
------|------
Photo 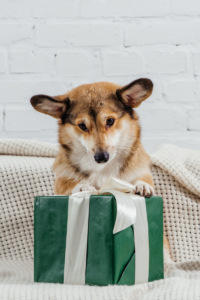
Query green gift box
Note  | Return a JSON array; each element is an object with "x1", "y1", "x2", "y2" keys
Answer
[{"x1": 34, "y1": 193, "x2": 164, "y2": 286}]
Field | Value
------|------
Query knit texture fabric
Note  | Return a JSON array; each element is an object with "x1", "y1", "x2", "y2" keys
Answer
[{"x1": 0, "y1": 139, "x2": 200, "y2": 300}]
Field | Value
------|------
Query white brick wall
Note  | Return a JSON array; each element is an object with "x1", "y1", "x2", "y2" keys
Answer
[
  {"x1": 56, "y1": 52, "x2": 93, "y2": 76},
  {"x1": 188, "y1": 109, "x2": 200, "y2": 131},
  {"x1": 0, "y1": 0, "x2": 199, "y2": 153},
  {"x1": 0, "y1": 52, "x2": 6, "y2": 73},
  {"x1": 146, "y1": 52, "x2": 187, "y2": 74},
  {"x1": 125, "y1": 21, "x2": 200, "y2": 46},
  {"x1": 4, "y1": 106, "x2": 57, "y2": 132},
  {"x1": 0, "y1": 106, "x2": 3, "y2": 132},
  {"x1": 103, "y1": 52, "x2": 144, "y2": 76},
  {"x1": 165, "y1": 81, "x2": 196, "y2": 102},
  {"x1": 10, "y1": 52, "x2": 52, "y2": 73}
]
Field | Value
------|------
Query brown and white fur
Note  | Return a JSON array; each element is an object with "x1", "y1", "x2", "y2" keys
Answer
[{"x1": 31, "y1": 78, "x2": 171, "y2": 263}]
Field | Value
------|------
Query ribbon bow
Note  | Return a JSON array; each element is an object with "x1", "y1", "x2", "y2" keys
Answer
[{"x1": 64, "y1": 177, "x2": 149, "y2": 285}]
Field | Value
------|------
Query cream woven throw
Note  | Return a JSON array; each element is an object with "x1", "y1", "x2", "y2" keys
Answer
[{"x1": 0, "y1": 139, "x2": 200, "y2": 300}]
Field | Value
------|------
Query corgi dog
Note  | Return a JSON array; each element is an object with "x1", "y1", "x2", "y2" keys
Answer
[
  {"x1": 31, "y1": 78, "x2": 154, "y2": 196},
  {"x1": 31, "y1": 78, "x2": 171, "y2": 265}
]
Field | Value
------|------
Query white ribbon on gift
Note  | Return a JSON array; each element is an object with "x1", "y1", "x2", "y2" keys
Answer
[{"x1": 64, "y1": 177, "x2": 149, "y2": 285}]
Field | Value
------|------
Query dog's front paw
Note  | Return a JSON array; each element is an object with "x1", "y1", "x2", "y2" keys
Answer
[
  {"x1": 132, "y1": 180, "x2": 154, "y2": 197},
  {"x1": 72, "y1": 183, "x2": 97, "y2": 194}
]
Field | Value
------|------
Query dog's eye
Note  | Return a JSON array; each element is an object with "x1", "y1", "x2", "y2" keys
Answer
[
  {"x1": 106, "y1": 118, "x2": 115, "y2": 127},
  {"x1": 78, "y1": 123, "x2": 88, "y2": 132}
]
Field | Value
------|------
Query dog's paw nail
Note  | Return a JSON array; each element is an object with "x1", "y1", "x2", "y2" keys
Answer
[
  {"x1": 72, "y1": 183, "x2": 96, "y2": 194},
  {"x1": 133, "y1": 180, "x2": 154, "y2": 197},
  {"x1": 78, "y1": 184, "x2": 96, "y2": 193},
  {"x1": 131, "y1": 187, "x2": 136, "y2": 194}
]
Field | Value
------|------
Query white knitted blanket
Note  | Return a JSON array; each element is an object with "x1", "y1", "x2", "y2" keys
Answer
[{"x1": 0, "y1": 139, "x2": 200, "y2": 300}]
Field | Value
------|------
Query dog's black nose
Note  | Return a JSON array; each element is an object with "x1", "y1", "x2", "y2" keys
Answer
[{"x1": 94, "y1": 152, "x2": 109, "y2": 163}]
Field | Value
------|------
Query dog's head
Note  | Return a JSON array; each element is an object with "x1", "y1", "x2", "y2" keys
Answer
[{"x1": 31, "y1": 79, "x2": 153, "y2": 170}]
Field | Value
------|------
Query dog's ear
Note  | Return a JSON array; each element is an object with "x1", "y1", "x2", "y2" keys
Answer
[
  {"x1": 30, "y1": 94, "x2": 69, "y2": 119},
  {"x1": 116, "y1": 78, "x2": 153, "y2": 108}
]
